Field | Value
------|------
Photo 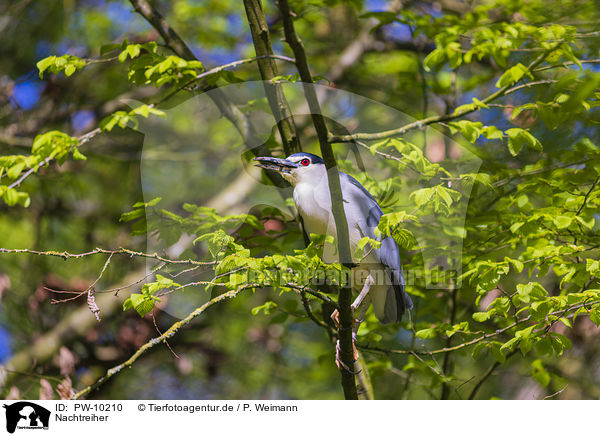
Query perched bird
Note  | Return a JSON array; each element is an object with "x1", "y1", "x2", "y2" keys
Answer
[{"x1": 254, "y1": 152, "x2": 413, "y2": 324}]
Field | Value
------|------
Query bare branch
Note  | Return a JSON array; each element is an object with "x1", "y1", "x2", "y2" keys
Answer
[
  {"x1": 195, "y1": 54, "x2": 295, "y2": 81},
  {"x1": 468, "y1": 350, "x2": 518, "y2": 399},
  {"x1": 128, "y1": 0, "x2": 287, "y2": 187},
  {"x1": 243, "y1": 0, "x2": 302, "y2": 155},
  {"x1": 278, "y1": 0, "x2": 357, "y2": 400},
  {"x1": 0, "y1": 247, "x2": 215, "y2": 266},
  {"x1": 129, "y1": 0, "x2": 196, "y2": 60},
  {"x1": 71, "y1": 285, "x2": 250, "y2": 399}
]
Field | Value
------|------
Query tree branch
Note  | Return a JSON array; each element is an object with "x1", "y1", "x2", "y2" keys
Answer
[
  {"x1": 0, "y1": 268, "x2": 145, "y2": 390},
  {"x1": 359, "y1": 300, "x2": 600, "y2": 357},
  {"x1": 0, "y1": 247, "x2": 215, "y2": 266},
  {"x1": 328, "y1": 45, "x2": 562, "y2": 144},
  {"x1": 129, "y1": 0, "x2": 195, "y2": 60},
  {"x1": 243, "y1": 0, "x2": 302, "y2": 155},
  {"x1": 440, "y1": 288, "x2": 458, "y2": 399},
  {"x1": 468, "y1": 350, "x2": 518, "y2": 399},
  {"x1": 194, "y1": 54, "x2": 295, "y2": 81},
  {"x1": 0, "y1": 165, "x2": 259, "y2": 392},
  {"x1": 71, "y1": 285, "x2": 249, "y2": 399},
  {"x1": 128, "y1": 0, "x2": 287, "y2": 187},
  {"x1": 278, "y1": 0, "x2": 357, "y2": 400}
]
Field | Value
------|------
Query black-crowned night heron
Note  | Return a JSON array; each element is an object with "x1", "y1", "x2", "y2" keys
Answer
[{"x1": 255, "y1": 152, "x2": 413, "y2": 330}]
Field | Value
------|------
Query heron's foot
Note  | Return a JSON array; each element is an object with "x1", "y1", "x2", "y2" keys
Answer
[
  {"x1": 335, "y1": 339, "x2": 361, "y2": 374},
  {"x1": 332, "y1": 308, "x2": 364, "y2": 330},
  {"x1": 330, "y1": 308, "x2": 341, "y2": 329}
]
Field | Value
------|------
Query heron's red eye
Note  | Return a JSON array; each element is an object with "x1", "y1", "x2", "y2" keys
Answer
[{"x1": 300, "y1": 158, "x2": 310, "y2": 166}]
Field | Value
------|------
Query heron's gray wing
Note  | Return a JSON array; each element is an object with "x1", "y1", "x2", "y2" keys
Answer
[{"x1": 341, "y1": 173, "x2": 413, "y2": 322}]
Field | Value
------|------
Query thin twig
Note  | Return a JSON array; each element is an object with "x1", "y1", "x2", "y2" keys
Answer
[
  {"x1": 543, "y1": 384, "x2": 568, "y2": 399},
  {"x1": 355, "y1": 140, "x2": 418, "y2": 172},
  {"x1": 103, "y1": 262, "x2": 166, "y2": 296},
  {"x1": 533, "y1": 59, "x2": 600, "y2": 72},
  {"x1": 284, "y1": 283, "x2": 338, "y2": 306},
  {"x1": 50, "y1": 253, "x2": 115, "y2": 304},
  {"x1": 7, "y1": 157, "x2": 51, "y2": 190},
  {"x1": 359, "y1": 300, "x2": 600, "y2": 356},
  {"x1": 152, "y1": 309, "x2": 179, "y2": 359},
  {"x1": 299, "y1": 290, "x2": 331, "y2": 331},
  {"x1": 409, "y1": 351, "x2": 445, "y2": 379},
  {"x1": 243, "y1": 0, "x2": 302, "y2": 155},
  {"x1": 576, "y1": 176, "x2": 599, "y2": 216},
  {"x1": 0, "y1": 247, "x2": 215, "y2": 266},
  {"x1": 195, "y1": 54, "x2": 295, "y2": 80},
  {"x1": 328, "y1": 44, "x2": 562, "y2": 143},
  {"x1": 468, "y1": 350, "x2": 518, "y2": 400},
  {"x1": 71, "y1": 285, "x2": 250, "y2": 399}
]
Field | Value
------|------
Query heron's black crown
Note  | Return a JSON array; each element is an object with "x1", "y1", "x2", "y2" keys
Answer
[{"x1": 287, "y1": 152, "x2": 324, "y2": 165}]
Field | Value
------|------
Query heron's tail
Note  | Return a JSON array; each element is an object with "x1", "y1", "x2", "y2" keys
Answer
[{"x1": 373, "y1": 272, "x2": 412, "y2": 324}]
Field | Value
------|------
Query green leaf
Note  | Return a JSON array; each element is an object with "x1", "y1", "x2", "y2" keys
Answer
[
  {"x1": 3, "y1": 188, "x2": 18, "y2": 206},
  {"x1": 575, "y1": 216, "x2": 595, "y2": 230},
  {"x1": 36, "y1": 56, "x2": 56, "y2": 78},
  {"x1": 37, "y1": 54, "x2": 87, "y2": 79},
  {"x1": 589, "y1": 309, "x2": 600, "y2": 326},
  {"x1": 122, "y1": 293, "x2": 157, "y2": 317},
  {"x1": 15, "y1": 191, "x2": 30, "y2": 208},
  {"x1": 506, "y1": 128, "x2": 543, "y2": 156},
  {"x1": 127, "y1": 44, "x2": 141, "y2": 59},
  {"x1": 423, "y1": 48, "x2": 446, "y2": 71},
  {"x1": 490, "y1": 342, "x2": 506, "y2": 363},
  {"x1": 415, "y1": 327, "x2": 437, "y2": 339},
  {"x1": 472, "y1": 311, "x2": 491, "y2": 322},
  {"x1": 72, "y1": 148, "x2": 87, "y2": 161},
  {"x1": 531, "y1": 359, "x2": 551, "y2": 387},
  {"x1": 495, "y1": 63, "x2": 532, "y2": 88},
  {"x1": 354, "y1": 236, "x2": 382, "y2": 259},
  {"x1": 64, "y1": 64, "x2": 76, "y2": 77},
  {"x1": 480, "y1": 125, "x2": 504, "y2": 140},
  {"x1": 511, "y1": 103, "x2": 536, "y2": 120},
  {"x1": 505, "y1": 257, "x2": 524, "y2": 273},
  {"x1": 553, "y1": 215, "x2": 573, "y2": 229},
  {"x1": 251, "y1": 301, "x2": 277, "y2": 316},
  {"x1": 448, "y1": 120, "x2": 483, "y2": 143},
  {"x1": 471, "y1": 342, "x2": 488, "y2": 360},
  {"x1": 551, "y1": 333, "x2": 572, "y2": 353},
  {"x1": 6, "y1": 162, "x2": 25, "y2": 180},
  {"x1": 516, "y1": 282, "x2": 548, "y2": 303}
]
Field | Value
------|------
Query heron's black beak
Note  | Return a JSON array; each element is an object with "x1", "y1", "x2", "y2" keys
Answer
[{"x1": 253, "y1": 156, "x2": 298, "y2": 173}]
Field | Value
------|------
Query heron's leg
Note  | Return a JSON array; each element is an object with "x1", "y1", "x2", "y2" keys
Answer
[
  {"x1": 332, "y1": 274, "x2": 374, "y2": 372},
  {"x1": 352, "y1": 293, "x2": 371, "y2": 336},
  {"x1": 332, "y1": 273, "x2": 374, "y2": 337},
  {"x1": 351, "y1": 274, "x2": 374, "y2": 313}
]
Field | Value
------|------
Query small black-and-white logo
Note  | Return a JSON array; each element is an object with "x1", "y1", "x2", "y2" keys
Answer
[{"x1": 3, "y1": 402, "x2": 50, "y2": 433}]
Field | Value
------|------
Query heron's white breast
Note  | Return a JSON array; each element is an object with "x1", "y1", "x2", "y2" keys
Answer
[
  {"x1": 293, "y1": 181, "x2": 331, "y2": 236},
  {"x1": 293, "y1": 180, "x2": 365, "y2": 263}
]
